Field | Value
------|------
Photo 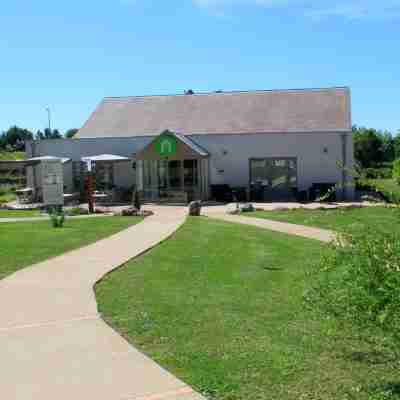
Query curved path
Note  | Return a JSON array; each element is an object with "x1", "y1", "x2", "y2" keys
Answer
[
  {"x1": 0, "y1": 206, "x2": 204, "y2": 400},
  {"x1": 202, "y1": 207, "x2": 335, "y2": 243}
]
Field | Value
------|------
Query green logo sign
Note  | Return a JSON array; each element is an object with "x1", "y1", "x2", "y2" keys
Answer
[{"x1": 155, "y1": 136, "x2": 177, "y2": 157}]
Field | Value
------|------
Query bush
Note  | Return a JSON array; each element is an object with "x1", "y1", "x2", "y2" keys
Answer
[
  {"x1": 362, "y1": 167, "x2": 392, "y2": 179},
  {"x1": 306, "y1": 227, "x2": 400, "y2": 343},
  {"x1": 392, "y1": 159, "x2": 400, "y2": 184},
  {"x1": 0, "y1": 185, "x2": 16, "y2": 204},
  {"x1": 49, "y1": 208, "x2": 65, "y2": 228}
]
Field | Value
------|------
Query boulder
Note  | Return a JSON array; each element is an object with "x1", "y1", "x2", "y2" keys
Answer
[
  {"x1": 239, "y1": 203, "x2": 255, "y2": 212},
  {"x1": 121, "y1": 207, "x2": 139, "y2": 216},
  {"x1": 188, "y1": 200, "x2": 202, "y2": 216}
]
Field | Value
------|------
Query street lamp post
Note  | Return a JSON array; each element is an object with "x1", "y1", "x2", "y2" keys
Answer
[{"x1": 45, "y1": 106, "x2": 51, "y2": 133}]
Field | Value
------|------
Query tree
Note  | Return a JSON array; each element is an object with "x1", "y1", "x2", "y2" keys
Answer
[
  {"x1": 353, "y1": 126, "x2": 383, "y2": 167},
  {"x1": 65, "y1": 128, "x2": 78, "y2": 138},
  {"x1": 0, "y1": 126, "x2": 33, "y2": 151},
  {"x1": 394, "y1": 132, "x2": 400, "y2": 159},
  {"x1": 35, "y1": 128, "x2": 62, "y2": 140},
  {"x1": 352, "y1": 125, "x2": 397, "y2": 168},
  {"x1": 380, "y1": 130, "x2": 395, "y2": 162}
]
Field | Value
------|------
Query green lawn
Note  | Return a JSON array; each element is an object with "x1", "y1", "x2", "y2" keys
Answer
[
  {"x1": 249, "y1": 206, "x2": 400, "y2": 233},
  {"x1": 96, "y1": 217, "x2": 397, "y2": 400},
  {"x1": 0, "y1": 151, "x2": 25, "y2": 161},
  {"x1": 0, "y1": 216, "x2": 142, "y2": 280},
  {"x1": 0, "y1": 209, "x2": 42, "y2": 218}
]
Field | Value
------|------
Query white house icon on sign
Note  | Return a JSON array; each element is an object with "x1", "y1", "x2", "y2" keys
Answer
[{"x1": 161, "y1": 139, "x2": 172, "y2": 154}]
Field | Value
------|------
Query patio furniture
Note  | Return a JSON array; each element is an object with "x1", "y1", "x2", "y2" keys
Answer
[
  {"x1": 309, "y1": 183, "x2": 336, "y2": 202},
  {"x1": 93, "y1": 191, "x2": 112, "y2": 204},
  {"x1": 15, "y1": 187, "x2": 34, "y2": 204},
  {"x1": 63, "y1": 192, "x2": 80, "y2": 205}
]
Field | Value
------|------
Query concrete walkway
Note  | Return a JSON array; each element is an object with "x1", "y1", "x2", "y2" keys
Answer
[
  {"x1": 202, "y1": 208, "x2": 335, "y2": 243},
  {"x1": 0, "y1": 206, "x2": 204, "y2": 400}
]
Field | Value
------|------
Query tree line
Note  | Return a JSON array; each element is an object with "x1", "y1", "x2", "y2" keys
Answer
[
  {"x1": 0, "y1": 126, "x2": 78, "y2": 152},
  {"x1": 353, "y1": 125, "x2": 400, "y2": 168}
]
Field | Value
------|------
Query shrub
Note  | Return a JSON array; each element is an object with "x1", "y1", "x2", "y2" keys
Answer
[
  {"x1": 362, "y1": 167, "x2": 392, "y2": 179},
  {"x1": 392, "y1": 159, "x2": 400, "y2": 184},
  {"x1": 306, "y1": 227, "x2": 400, "y2": 344},
  {"x1": 0, "y1": 185, "x2": 16, "y2": 204},
  {"x1": 49, "y1": 208, "x2": 65, "y2": 228}
]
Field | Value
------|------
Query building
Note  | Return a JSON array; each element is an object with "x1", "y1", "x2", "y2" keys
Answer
[{"x1": 26, "y1": 87, "x2": 354, "y2": 203}]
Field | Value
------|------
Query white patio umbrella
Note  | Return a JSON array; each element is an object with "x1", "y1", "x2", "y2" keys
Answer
[
  {"x1": 81, "y1": 154, "x2": 130, "y2": 163},
  {"x1": 26, "y1": 156, "x2": 71, "y2": 165}
]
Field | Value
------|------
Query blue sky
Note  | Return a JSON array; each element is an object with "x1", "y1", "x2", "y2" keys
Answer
[{"x1": 1, "y1": 0, "x2": 399, "y2": 134}]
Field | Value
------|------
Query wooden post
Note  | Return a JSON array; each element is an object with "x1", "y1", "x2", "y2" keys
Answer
[
  {"x1": 87, "y1": 172, "x2": 95, "y2": 214},
  {"x1": 181, "y1": 159, "x2": 185, "y2": 197}
]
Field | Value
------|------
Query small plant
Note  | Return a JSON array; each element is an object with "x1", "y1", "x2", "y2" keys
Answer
[{"x1": 49, "y1": 208, "x2": 65, "y2": 228}]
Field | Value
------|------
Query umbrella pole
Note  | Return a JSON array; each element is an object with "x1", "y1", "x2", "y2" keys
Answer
[{"x1": 87, "y1": 173, "x2": 95, "y2": 213}]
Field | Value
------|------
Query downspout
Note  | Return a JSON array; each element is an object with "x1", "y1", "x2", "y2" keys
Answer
[{"x1": 341, "y1": 134, "x2": 347, "y2": 200}]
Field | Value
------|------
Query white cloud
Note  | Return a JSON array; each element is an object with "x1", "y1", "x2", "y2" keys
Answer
[{"x1": 193, "y1": 0, "x2": 400, "y2": 19}]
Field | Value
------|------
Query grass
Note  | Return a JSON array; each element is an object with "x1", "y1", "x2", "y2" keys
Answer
[
  {"x1": 96, "y1": 217, "x2": 398, "y2": 400},
  {"x1": 249, "y1": 206, "x2": 400, "y2": 233},
  {"x1": 0, "y1": 216, "x2": 142, "y2": 280},
  {"x1": 0, "y1": 151, "x2": 25, "y2": 161},
  {"x1": 0, "y1": 209, "x2": 42, "y2": 218}
]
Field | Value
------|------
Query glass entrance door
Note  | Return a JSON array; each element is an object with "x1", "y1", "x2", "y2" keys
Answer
[
  {"x1": 250, "y1": 158, "x2": 297, "y2": 201},
  {"x1": 184, "y1": 159, "x2": 199, "y2": 201},
  {"x1": 168, "y1": 160, "x2": 181, "y2": 190},
  {"x1": 141, "y1": 159, "x2": 202, "y2": 202}
]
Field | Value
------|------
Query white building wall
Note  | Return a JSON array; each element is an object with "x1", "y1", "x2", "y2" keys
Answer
[
  {"x1": 26, "y1": 137, "x2": 153, "y2": 161},
  {"x1": 26, "y1": 131, "x2": 354, "y2": 199},
  {"x1": 191, "y1": 132, "x2": 351, "y2": 193}
]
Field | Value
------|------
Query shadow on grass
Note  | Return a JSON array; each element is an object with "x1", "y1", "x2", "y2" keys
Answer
[
  {"x1": 348, "y1": 350, "x2": 399, "y2": 365},
  {"x1": 263, "y1": 266, "x2": 284, "y2": 271}
]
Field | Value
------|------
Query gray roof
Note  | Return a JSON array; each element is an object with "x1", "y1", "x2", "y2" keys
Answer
[
  {"x1": 77, "y1": 87, "x2": 351, "y2": 138},
  {"x1": 173, "y1": 132, "x2": 209, "y2": 157}
]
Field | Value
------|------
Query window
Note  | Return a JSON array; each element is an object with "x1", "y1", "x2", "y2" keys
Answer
[{"x1": 250, "y1": 158, "x2": 297, "y2": 202}]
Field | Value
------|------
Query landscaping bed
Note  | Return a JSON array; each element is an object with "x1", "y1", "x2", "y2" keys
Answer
[{"x1": 96, "y1": 217, "x2": 398, "y2": 400}]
